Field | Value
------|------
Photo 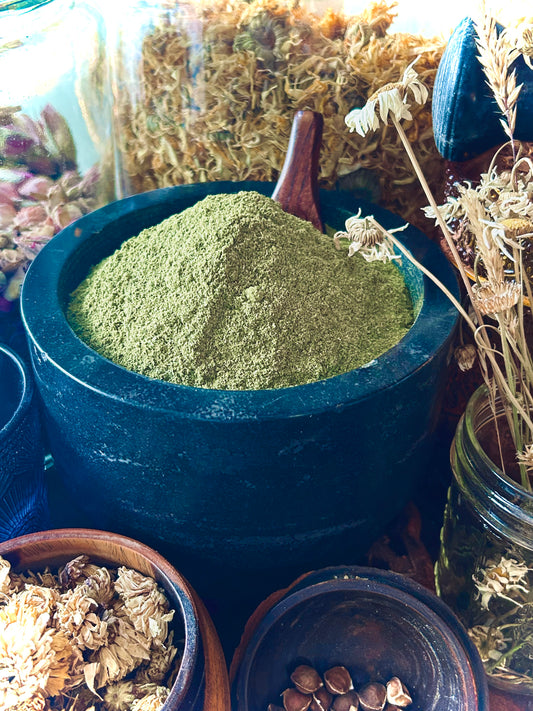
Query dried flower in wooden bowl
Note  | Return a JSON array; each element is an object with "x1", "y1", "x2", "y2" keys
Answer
[{"x1": 0, "y1": 528, "x2": 230, "y2": 711}]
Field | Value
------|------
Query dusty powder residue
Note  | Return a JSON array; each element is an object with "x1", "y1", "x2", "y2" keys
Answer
[{"x1": 68, "y1": 191, "x2": 414, "y2": 389}]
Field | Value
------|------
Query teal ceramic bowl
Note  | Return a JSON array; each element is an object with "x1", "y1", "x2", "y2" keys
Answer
[{"x1": 21, "y1": 181, "x2": 459, "y2": 604}]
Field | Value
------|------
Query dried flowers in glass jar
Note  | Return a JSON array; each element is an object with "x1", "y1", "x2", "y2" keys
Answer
[
  {"x1": 0, "y1": 553, "x2": 183, "y2": 710},
  {"x1": 330, "y1": 9, "x2": 533, "y2": 693},
  {"x1": 109, "y1": 0, "x2": 446, "y2": 232},
  {"x1": 0, "y1": 0, "x2": 114, "y2": 308}
]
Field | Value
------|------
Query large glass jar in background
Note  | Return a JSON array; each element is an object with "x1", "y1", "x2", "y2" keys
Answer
[
  {"x1": 107, "y1": 0, "x2": 448, "y2": 229},
  {"x1": 0, "y1": 0, "x2": 114, "y2": 310},
  {"x1": 435, "y1": 384, "x2": 533, "y2": 695}
]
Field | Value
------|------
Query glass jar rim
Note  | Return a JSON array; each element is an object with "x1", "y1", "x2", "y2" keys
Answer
[{"x1": 461, "y1": 383, "x2": 533, "y2": 512}]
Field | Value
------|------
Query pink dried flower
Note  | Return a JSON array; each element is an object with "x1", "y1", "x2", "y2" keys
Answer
[
  {"x1": 18, "y1": 175, "x2": 54, "y2": 201},
  {"x1": 0, "y1": 182, "x2": 20, "y2": 205},
  {"x1": 41, "y1": 104, "x2": 76, "y2": 165},
  {"x1": 51, "y1": 203, "x2": 84, "y2": 230},
  {"x1": 0, "y1": 203, "x2": 16, "y2": 229},
  {"x1": 14, "y1": 204, "x2": 48, "y2": 229}
]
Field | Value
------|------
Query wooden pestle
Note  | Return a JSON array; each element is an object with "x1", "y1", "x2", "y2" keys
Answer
[{"x1": 272, "y1": 110, "x2": 324, "y2": 233}]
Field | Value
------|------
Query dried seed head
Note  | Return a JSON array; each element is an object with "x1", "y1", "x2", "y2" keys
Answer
[
  {"x1": 281, "y1": 688, "x2": 312, "y2": 711},
  {"x1": 500, "y1": 217, "x2": 533, "y2": 238},
  {"x1": 358, "y1": 682, "x2": 387, "y2": 711},
  {"x1": 332, "y1": 689, "x2": 360, "y2": 710},
  {"x1": 310, "y1": 686, "x2": 333, "y2": 711},
  {"x1": 471, "y1": 280, "x2": 521, "y2": 316},
  {"x1": 454, "y1": 343, "x2": 477, "y2": 372},
  {"x1": 290, "y1": 665, "x2": 323, "y2": 694},
  {"x1": 324, "y1": 666, "x2": 353, "y2": 695},
  {"x1": 386, "y1": 677, "x2": 412, "y2": 707}
]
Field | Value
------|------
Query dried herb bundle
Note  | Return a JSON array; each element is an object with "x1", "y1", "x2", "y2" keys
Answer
[
  {"x1": 0, "y1": 555, "x2": 182, "y2": 711},
  {"x1": 113, "y1": 0, "x2": 446, "y2": 230}
]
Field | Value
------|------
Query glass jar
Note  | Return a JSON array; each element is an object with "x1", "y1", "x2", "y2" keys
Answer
[
  {"x1": 107, "y1": 0, "x2": 447, "y2": 227},
  {"x1": 0, "y1": 0, "x2": 114, "y2": 308},
  {"x1": 436, "y1": 384, "x2": 533, "y2": 694}
]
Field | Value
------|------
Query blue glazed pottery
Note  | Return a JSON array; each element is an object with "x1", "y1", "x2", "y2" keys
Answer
[
  {"x1": 0, "y1": 342, "x2": 48, "y2": 540},
  {"x1": 433, "y1": 17, "x2": 533, "y2": 161},
  {"x1": 20, "y1": 181, "x2": 459, "y2": 603},
  {"x1": 231, "y1": 566, "x2": 489, "y2": 711}
]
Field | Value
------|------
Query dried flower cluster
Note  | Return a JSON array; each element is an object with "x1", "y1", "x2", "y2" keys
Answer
[
  {"x1": 339, "y1": 8, "x2": 533, "y2": 689},
  {"x1": 0, "y1": 555, "x2": 182, "y2": 711},
  {"x1": 0, "y1": 105, "x2": 106, "y2": 306},
  {"x1": 464, "y1": 553, "x2": 533, "y2": 683},
  {"x1": 267, "y1": 664, "x2": 412, "y2": 711},
  {"x1": 114, "y1": 0, "x2": 446, "y2": 231}
]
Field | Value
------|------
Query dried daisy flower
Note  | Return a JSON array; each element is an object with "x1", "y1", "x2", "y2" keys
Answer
[
  {"x1": 133, "y1": 637, "x2": 179, "y2": 685},
  {"x1": 55, "y1": 586, "x2": 109, "y2": 652},
  {"x1": 88, "y1": 604, "x2": 152, "y2": 689},
  {"x1": 333, "y1": 210, "x2": 402, "y2": 263},
  {"x1": 471, "y1": 280, "x2": 521, "y2": 316},
  {"x1": 103, "y1": 680, "x2": 135, "y2": 711},
  {"x1": 130, "y1": 684, "x2": 170, "y2": 711},
  {"x1": 474, "y1": 555, "x2": 531, "y2": 609},
  {"x1": 114, "y1": 568, "x2": 174, "y2": 646},
  {"x1": 345, "y1": 57, "x2": 428, "y2": 137},
  {"x1": 513, "y1": 22, "x2": 533, "y2": 69},
  {"x1": 517, "y1": 444, "x2": 533, "y2": 472}
]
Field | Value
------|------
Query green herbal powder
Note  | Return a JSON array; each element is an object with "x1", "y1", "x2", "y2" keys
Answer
[{"x1": 68, "y1": 191, "x2": 414, "y2": 390}]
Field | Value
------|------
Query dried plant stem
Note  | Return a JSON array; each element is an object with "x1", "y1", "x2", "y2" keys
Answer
[
  {"x1": 390, "y1": 115, "x2": 479, "y2": 304},
  {"x1": 369, "y1": 217, "x2": 475, "y2": 328}
]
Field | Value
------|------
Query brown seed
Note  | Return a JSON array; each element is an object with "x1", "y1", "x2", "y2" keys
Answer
[
  {"x1": 310, "y1": 686, "x2": 333, "y2": 711},
  {"x1": 332, "y1": 689, "x2": 360, "y2": 710},
  {"x1": 358, "y1": 682, "x2": 387, "y2": 711},
  {"x1": 291, "y1": 665, "x2": 323, "y2": 694},
  {"x1": 324, "y1": 666, "x2": 353, "y2": 695},
  {"x1": 386, "y1": 678, "x2": 412, "y2": 707},
  {"x1": 281, "y1": 687, "x2": 312, "y2": 711}
]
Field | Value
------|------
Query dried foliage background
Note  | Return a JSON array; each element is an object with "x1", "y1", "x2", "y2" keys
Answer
[{"x1": 113, "y1": 0, "x2": 447, "y2": 229}]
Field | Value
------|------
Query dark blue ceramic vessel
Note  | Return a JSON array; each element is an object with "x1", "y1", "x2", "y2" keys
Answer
[
  {"x1": 433, "y1": 17, "x2": 533, "y2": 161},
  {"x1": 232, "y1": 566, "x2": 489, "y2": 711},
  {"x1": 0, "y1": 342, "x2": 48, "y2": 540},
  {"x1": 21, "y1": 181, "x2": 459, "y2": 602}
]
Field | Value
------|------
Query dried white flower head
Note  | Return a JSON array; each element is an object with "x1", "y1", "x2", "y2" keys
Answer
[
  {"x1": 345, "y1": 58, "x2": 428, "y2": 136},
  {"x1": 114, "y1": 567, "x2": 175, "y2": 646},
  {"x1": 130, "y1": 685, "x2": 170, "y2": 711},
  {"x1": 0, "y1": 586, "x2": 78, "y2": 706},
  {"x1": 333, "y1": 211, "x2": 403, "y2": 264},
  {"x1": 471, "y1": 280, "x2": 521, "y2": 316},
  {"x1": 55, "y1": 586, "x2": 109, "y2": 652},
  {"x1": 104, "y1": 679, "x2": 136, "y2": 711},
  {"x1": 474, "y1": 555, "x2": 531, "y2": 609},
  {"x1": 0, "y1": 557, "x2": 12, "y2": 597},
  {"x1": 512, "y1": 22, "x2": 533, "y2": 69},
  {"x1": 517, "y1": 443, "x2": 533, "y2": 471},
  {"x1": 468, "y1": 624, "x2": 509, "y2": 663}
]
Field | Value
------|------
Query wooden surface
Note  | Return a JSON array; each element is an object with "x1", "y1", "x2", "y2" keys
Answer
[{"x1": 271, "y1": 109, "x2": 324, "y2": 232}]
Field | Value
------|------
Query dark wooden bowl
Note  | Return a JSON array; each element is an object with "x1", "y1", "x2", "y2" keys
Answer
[
  {"x1": 0, "y1": 528, "x2": 230, "y2": 711},
  {"x1": 231, "y1": 566, "x2": 489, "y2": 711}
]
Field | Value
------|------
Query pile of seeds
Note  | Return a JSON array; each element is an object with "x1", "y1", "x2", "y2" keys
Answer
[{"x1": 268, "y1": 664, "x2": 413, "y2": 711}]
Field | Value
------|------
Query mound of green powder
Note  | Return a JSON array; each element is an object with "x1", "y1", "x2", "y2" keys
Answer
[{"x1": 67, "y1": 191, "x2": 414, "y2": 390}]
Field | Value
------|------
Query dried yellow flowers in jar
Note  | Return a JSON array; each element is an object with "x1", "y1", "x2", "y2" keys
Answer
[
  {"x1": 110, "y1": 0, "x2": 447, "y2": 232},
  {"x1": 0, "y1": 555, "x2": 182, "y2": 711}
]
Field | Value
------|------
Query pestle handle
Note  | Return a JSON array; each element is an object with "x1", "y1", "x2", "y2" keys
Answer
[{"x1": 272, "y1": 110, "x2": 324, "y2": 233}]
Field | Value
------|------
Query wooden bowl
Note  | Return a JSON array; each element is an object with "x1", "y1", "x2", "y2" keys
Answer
[
  {"x1": 0, "y1": 528, "x2": 230, "y2": 711},
  {"x1": 231, "y1": 566, "x2": 489, "y2": 711}
]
